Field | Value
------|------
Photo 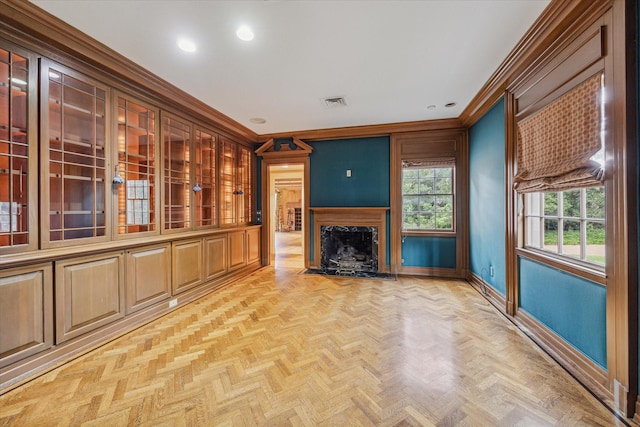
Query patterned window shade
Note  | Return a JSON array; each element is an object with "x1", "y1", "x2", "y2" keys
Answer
[
  {"x1": 402, "y1": 158, "x2": 456, "y2": 169},
  {"x1": 514, "y1": 72, "x2": 604, "y2": 193}
]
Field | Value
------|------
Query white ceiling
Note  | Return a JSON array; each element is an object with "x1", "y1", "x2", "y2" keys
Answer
[{"x1": 31, "y1": 0, "x2": 550, "y2": 135}]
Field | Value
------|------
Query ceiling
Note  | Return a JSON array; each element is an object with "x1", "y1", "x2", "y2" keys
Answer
[{"x1": 31, "y1": 0, "x2": 550, "y2": 135}]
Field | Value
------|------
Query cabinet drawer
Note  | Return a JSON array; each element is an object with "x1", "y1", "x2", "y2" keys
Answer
[
  {"x1": 55, "y1": 252, "x2": 125, "y2": 343},
  {"x1": 0, "y1": 263, "x2": 53, "y2": 368}
]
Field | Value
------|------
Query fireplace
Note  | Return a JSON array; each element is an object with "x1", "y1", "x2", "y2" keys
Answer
[
  {"x1": 321, "y1": 226, "x2": 378, "y2": 274},
  {"x1": 310, "y1": 207, "x2": 389, "y2": 273}
]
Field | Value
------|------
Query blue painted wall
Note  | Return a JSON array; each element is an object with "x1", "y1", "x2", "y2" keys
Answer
[
  {"x1": 520, "y1": 258, "x2": 607, "y2": 369},
  {"x1": 308, "y1": 137, "x2": 390, "y2": 207},
  {"x1": 402, "y1": 236, "x2": 456, "y2": 268},
  {"x1": 468, "y1": 99, "x2": 506, "y2": 295},
  {"x1": 308, "y1": 137, "x2": 390, "y2": 262}
]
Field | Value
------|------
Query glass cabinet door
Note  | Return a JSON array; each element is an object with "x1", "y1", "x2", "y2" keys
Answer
[
  {"x1": 0, "y1": 46, "x2": 35, "y2": 251},
  {"x1": 220, "y1": 137, "x2": 236, "y2": 226},
  {"x1": 44, "y1": 63, "x2": 109, "y2": 246},
  {"x1": 162, "y1": 114, "x2": 190, "y2": 231},
  {"x1": 194, "y1": 127, "x2": 216, "y2": 228},
  {"x1": 116, "y1": 95, "x2": 158, "y2": 237},
  {"x1": 238, "y1": 145, "x2": 252, "y2": 224}
]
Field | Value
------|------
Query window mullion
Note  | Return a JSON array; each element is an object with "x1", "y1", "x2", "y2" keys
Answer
[
  {"x1": 557, "y1": 192, "x2": 564, "y2": 254},
  {"x1": 580, "y1": 188, "x2": 587, "y2": 261}
]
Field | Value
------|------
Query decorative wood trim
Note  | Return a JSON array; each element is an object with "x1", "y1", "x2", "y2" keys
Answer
[
  {"x1": 257, "y1": 118, "x2": 463, "y2": 143},
  {"x1": 310, "y1": 208, "x2": 389, "y2": 271},
  {"x1": 255, "y1": 138, "x2": 313, "y2": 157},
  {"x1": 514, "y1": 309, "x2": 612, "y2": 406},
  {"x1": 0, "y1": 0, "x2": 257, "y2": 143},
  {"x1": 467, "y1": 272, "x2": 507, "y2": 313},
  {"x1": 259, "y1": 156, "x2": 310, "y2": 268},
  {"x1": 399, "y1": 267, "x2": 464, "y2": 279},
  {"x1": 504, "y1": 92, "x2": 519, "y2": 317},
  {"x1": 461, "y1": 0, "x2": 612, "y2": 127}
]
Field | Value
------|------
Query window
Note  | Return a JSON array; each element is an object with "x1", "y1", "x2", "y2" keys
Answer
[
  {"x1": 402, "y1": 166, "x2": 454, "y2": 231},
  {"x1": 524, "y1": 187, "x2": 605, "y2": 266}
]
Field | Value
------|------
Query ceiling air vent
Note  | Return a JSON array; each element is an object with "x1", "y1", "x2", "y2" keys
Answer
[{"x1": 322, "y1": 96, "x2": 347, "y2": 108}]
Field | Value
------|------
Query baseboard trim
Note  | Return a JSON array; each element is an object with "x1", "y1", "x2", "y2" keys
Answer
[
  {"x1": 466, "y1": 272, "x2": 612, "y2": 408},
  {"x1": 398, "y1": 266, "x2": 465, "y2": 279}
]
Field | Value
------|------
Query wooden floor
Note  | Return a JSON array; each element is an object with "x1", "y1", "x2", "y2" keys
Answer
[{"x1": 0, "y1": 233, "x2": 628, "y2": 426}]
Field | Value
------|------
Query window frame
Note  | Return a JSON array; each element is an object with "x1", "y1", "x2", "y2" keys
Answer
[
  {"x1": 401, "y1": 164, "x2": 456, "y2": 234},
  {"x1": 522, "y1": 187, "x2": 605, "y2": 273}
]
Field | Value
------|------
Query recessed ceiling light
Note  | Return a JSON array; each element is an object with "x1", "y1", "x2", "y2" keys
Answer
[
  {"x1": 236, "y1": 26, "x2": 254, "y2": 41},
  {"x1": 177, "y1": 38, "x2": 197, "y2": 52},
  {"x1": 445, "y1": 102, "x2": 457, "y2": 108},
  {"x1": 281, "y1": 165, "x2": 289, "y2": 169},
  {"x1": 426, "y1": 104, "x2": 436, "y2": 110},
  {"x1": 249, "y1": 117, "x2": 266, "y2": 124}
]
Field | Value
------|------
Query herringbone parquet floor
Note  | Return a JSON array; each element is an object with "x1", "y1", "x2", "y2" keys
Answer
[{"x1": 0, "y1": 234, "x2": 627, "y2": 426}]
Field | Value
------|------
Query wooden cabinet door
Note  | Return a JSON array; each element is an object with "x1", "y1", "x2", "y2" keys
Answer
[
  {"x1": 0, "y1": 263, "x2": 53, "y2": 368},
  {"x1": 246, "y1": 228, "x2": 260, "y2": 264},
  {"x1": 228, "y1": 230, "x2": 246, "y2": 271},
  {"x1": 204, "y1": 235, "x2": 227, "y2": 282},
  {"x1": 55, "y1": 252, "x2": 124, "y2": 344},
  {"x1": 125, "y1": 243, "x2": 171, "y2": 314},
  {"x1": 172, "y1": 239, "x2": 202, "y2": 294}
]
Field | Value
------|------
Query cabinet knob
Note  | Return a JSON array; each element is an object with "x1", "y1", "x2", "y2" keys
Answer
[{"x1": 192, "y1": 184, "x2": 202, "y2": 192}]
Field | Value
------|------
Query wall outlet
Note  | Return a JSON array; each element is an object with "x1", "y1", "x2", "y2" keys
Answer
[
  {"x1": 490, "y1": 266, "x2": 495, "y2": 277},
  {"x1": 169, "y1": 298, "x2": 178, "y2": 308},
  {"x1": 346, "y1": 169, "x2": 352, "y2": 177},
  {"x1": 401, "y1": 258, "x2": 405, "y2": 263}
]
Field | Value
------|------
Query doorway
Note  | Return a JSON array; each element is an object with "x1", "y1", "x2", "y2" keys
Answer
[{"x1": 269, "y1": 164, "x2": 304, "y2": 269}]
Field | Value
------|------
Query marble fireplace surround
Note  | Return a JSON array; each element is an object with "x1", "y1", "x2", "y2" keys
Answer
[{"x1": 310, "y1": 208, "x2": 389, "y2": 272}]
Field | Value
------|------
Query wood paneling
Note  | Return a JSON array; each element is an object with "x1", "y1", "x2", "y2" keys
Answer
[
  {"x1": 204, "y1": 235, "x2": 227, "y2": 282},
  {"x1": 246, "y1": 227, "x2": 260, "y2": 264},
  {"x1": 0, "y1": 263, "x2": 53, "y2": 368},
  {"x1": 390, "y1": 129, "x2": 468, "y2": 278},
  {"x1": 228, "y1": 230, "x2": 246, "y2": 271},
  {"x1": 171, "y1": 239, "x2": 203, "y2": 294},
  {"x1": 125, "y1": 244, "x2": 171, "y2": 314},
  {"x1": 55, "y1": 252, "x2": 124, "y2": 343}
]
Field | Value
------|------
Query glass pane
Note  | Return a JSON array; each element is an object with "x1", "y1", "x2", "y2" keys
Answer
[
  {"x1": 435, "y1": 167, "x2": 452, "y2": 178},
  {"x1": 563, "y1": 190, "x2": 580, "y2": 218},
  {"x1": 403, "y1": 213, "x2": 419, "y2": 230},
  {"x1": 403, "y1": 196, "x2": 419, "y2": 213},
  {"x1": 435, "y1": 177, "x2": 452, "y2": 194},
  {"x1": 47, "y1": 67, "x2": 107, "y2": 242},
  {"x1": 419, "y1": 196, "x2": 435, "y2": 213},
  {"x1": 435, "y1": 212, "x2": 453, "y2": 229},
  {"x1": 419, "y1": 178, "x2": 434, "y2": 194},
  {"x1": 586, "y1": 187, "x2": 605, "y2": 219},
  {"x1": 586, "y1": 221, "x2": 605, "y2": 265},
  {"x1": 562, "y1": 220, "x2": 580, "y2": 259},
  {"x1": 403, "y1": 178, "x2": 419, "y2": 195},
  {"x1": 526, "y1": 217, "x2": 542, "y2": 248},
  {"x1": 419, "y1": 213, "x2": 435, "y2": 229},
  {"x1": 544, "y1": 218, "x2": 558, "y2": 249},
  {"x1": 163, "y1": 116, "x2": 190, "y2": 230},
  {"x1": 544, "y1": 193, "x2": 558, "y2": 216}
]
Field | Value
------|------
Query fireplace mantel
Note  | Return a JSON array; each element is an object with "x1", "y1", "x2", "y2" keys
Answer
[{"x1": 310, "y1": 207, "x2": 389, "y2": 271}]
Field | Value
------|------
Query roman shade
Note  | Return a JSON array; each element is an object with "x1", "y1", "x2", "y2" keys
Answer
[
  {"x1": 402, "y1": 158, "x2": 456, "y2": 169},
  {"x1": 514, "y1": 72, "x2": 604, "y2": 193}
]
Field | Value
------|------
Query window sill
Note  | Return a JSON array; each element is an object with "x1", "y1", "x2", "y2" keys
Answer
[
  {"x1": 401, "y1": 230, "x2": 456, "y2": 238},
  {"x1": 516, "y1": 247, "x2": 606, "y2": 286}
]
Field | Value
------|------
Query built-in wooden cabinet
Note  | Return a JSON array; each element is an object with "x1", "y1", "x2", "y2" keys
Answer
[
  {"x1": 204, "y1": 234, "x2": 227, "y2": 281},
  {"x1": 115, "y1": 93, "x2": 159, "y2": 238},
  {"x1": 0, "y1": 22, "x2": 260, "y2": 392},
  {"x1": 55, "y1": 252, "x2": 125, "y2": 344},
  {"x1": 220, "y1": 137, "x2": 253, "y2": 227},
  {"x1": 0, "y1": 263, "x2": 53, "y2": 368},
  {"x1": 125, "y1": 243, "x2": 171, "y2": 314},
  {"x1": 172, "y1": 238, "x2": 203, "y2": 294},
  {"x1": 42, "y1": 61, "x2": 111, "y2": 247},
  {"x1": 0, "y1": 44, "x2": 37, "y2": 253},
  {"x1": 228, "y1": 229, "x2": 246, "y2": 271},
  {"x1": 247, "y1": 227, "x2": 260, "y2": 264}
]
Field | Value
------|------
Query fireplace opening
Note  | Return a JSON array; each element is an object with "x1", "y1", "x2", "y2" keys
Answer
[{"x1": 320, "y1": 226, "x2": 378, "y2": 275}]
